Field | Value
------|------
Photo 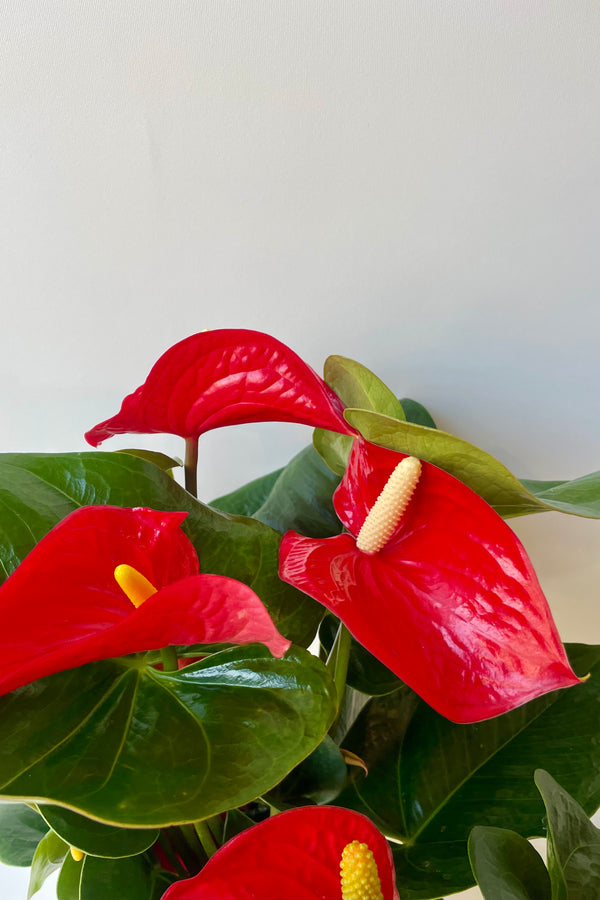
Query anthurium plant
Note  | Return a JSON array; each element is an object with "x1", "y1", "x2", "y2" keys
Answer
[{"x1": 0, "y1": 329, "x2": 599, "y2": 900}]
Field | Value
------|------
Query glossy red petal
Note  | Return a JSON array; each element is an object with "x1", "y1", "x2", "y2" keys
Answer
[
  {"x1": 162, "y1": 806, "x2": 398, "y2": 900},
  {"x1": 85, "y1": 330, "x2": 351, "y2": 446},
  {"x1": 0, "y1": 506, "x2": 289, "y2": 696},
  {"x1": 280, "y1": 441, "x2": 580, "y2": 723}
]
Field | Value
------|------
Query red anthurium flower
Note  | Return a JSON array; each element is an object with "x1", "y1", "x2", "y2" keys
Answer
[
  {"x1": 0, "y1": 506, "x2": 290, "y2": 696},
  {"x1": 279, "y1": 439, "x2": 580, "y2": 723},
  {"x1": 85, "y1": 329, "x2": 351, "y2": 447},
  {"x1": 161, "y1": 806, "x2": 399, "y2": 900}
]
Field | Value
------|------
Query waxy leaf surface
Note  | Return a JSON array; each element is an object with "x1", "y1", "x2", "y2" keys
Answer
[
  {"x1": 162, "y1": 806, "x2": 399, "y2": 899},
  {"x1": 0, "y1": 804, "x2": 48, "y2": 866},
  {"x1": 468, "y1": 826, "x2": 551, "y2": 900},
  {"x1": 345, "y1": 409, "x2": 600, "y2": 518},
  {"x1": 0, "y1": 646, "x2": 336, "y2": 827},
  {"x1": 335, "y1": 644, "x2": 600, "y2": 899},
  {"x1": 85, "y1": 329, "x2": 351, "y2": 446},
  {"x1": 38, "y1": 806, "x2": 158, "y2": 859},
  {"x1": 280, "y1": 439, "x2": 579, "y2": 722},
  {"x1": 536, "y1": 769, "x2": 600, "y2": 900},
  {"x1": 0, "y1": 452, "x2": 321, "y2": 646}
]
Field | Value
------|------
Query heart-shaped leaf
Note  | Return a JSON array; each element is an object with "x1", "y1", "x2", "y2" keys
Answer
[
  {"x1": 38, "y1": 807, "x2": 158, "y2": 859},
  {"x1": 536, "y1": 769, "x2": 600, "y2": 900},
  {"x1": 58, "y1": 850, "x2": 171, "y2": 900},
  {"x1": 323, "y1": 355, "x2": 405, "y2": 421},
  {"x1": 334, "y1": 644, "x2": 600, "y2": 899},
  {"x1": 468, "y1": 826, "x2": 551, "y2": 900},
  {"x1": 0, "y1": 646, "x2": 336, "y2": 828},
  {"x1": 345, "y1": 409, "x2": 600, "y2": 518},
  {"x1": 0, "y1": 452, "x2": 321, "y2": 646},
  {"x1": 0, "y1": 804, "x2": 48, "y2": 866}
]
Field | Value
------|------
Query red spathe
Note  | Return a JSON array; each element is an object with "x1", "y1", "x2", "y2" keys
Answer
[
  {"x1": 279, "y1": 439, "x2": 580, "y2": 723},
  {"x1": 0, "y1": 505, "x2": 290, "y2": 696}
]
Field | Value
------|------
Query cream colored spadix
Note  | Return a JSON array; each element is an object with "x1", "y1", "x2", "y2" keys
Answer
[
  {"x1": 356, "y1": 456, "x2": 422, "y2": 555},
  {"x1": 340, "y1": 840, "x2": 383, "y2": 900},
  {"x1": 114, "y1": 564, "x2": 158, "y2": 608}
]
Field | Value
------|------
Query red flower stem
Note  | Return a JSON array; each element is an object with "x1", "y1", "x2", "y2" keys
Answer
[
  {"x1": 160, "y1": 646, "x2": 179, "y2": 672},
  {"x1": 194, "y1": 820, "x2": 218, "y2": 858},
  {"x1": 326, "y1": 620, "x2": 352, "y2": 715},
  {"x1": 184, "y1": 437, "x2": 199, "y2": 497}
]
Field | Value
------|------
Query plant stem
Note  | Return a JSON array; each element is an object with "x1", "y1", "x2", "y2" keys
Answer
[
  {"x1": 326, "y1": 620, "x2": 352, "y2": 711},
  {"x1": 158, "y1": 831, "x2": 188, "y2": 878},
  {"x1": 160, "y1": 646, "x2": 179, "y2": 672},
  {"x1": 184, "y1": 437, "x2": 198, "y2": 497},
  {"x1": 194, "y1": 820, "x2": 218, "y2": 858}
]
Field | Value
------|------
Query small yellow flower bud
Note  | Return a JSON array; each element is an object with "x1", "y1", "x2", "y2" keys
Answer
[
  {"x1": 340, "y1": 840, "x2": 383, "y2": 900},
  {"x1": 356, "y1": 456, "x2": 422, "y2": 555},
  {"x1": 114, "y1": 564, "x2": 157, "y2": 608},
  {"x1": 70, "y1": 846, "x2": 84, "y2": 862}
]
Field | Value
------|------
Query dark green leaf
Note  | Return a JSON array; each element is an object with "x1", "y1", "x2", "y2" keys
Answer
[
  {"x1": 536, "y1": 769, "x2": 600, "y2": 900},
  {"x1": 334, "y1": 645, "x2": 600, "y2": 899},
  {"x1": 468, "y1": 826, "x2": 551, "y2": 900},
  {"x1": 28, "y1": 830, "x2": 68, "y2": 899},
  {"x1": 222, "y1": 808, "x2": 256, "y2": 843},
  {"x1": 0, "y1": 452, "x2": 320, "y2": 645},
  {"x1": 38, "y1": 806, "x2": 158, "y2": 859},
  {"x1": 59, "y1": 851, "x2": 163, "y2": 900},
  {"x1": 266, "y1": 734, "x2": 347, "y2": 808},
  {"x1": 399, "y1": 398, "x2": 437, "y2": 429},
  {"x1": 0, "y1": 645, "x2": 336, "y2": 828},
  {"x1": 345, "y1": 410, "x2": 600, "y2": 518},
  {"x1": 0, "y1": 803, "x2": 48, "y2": 866},
  {"x1": 323, "y1": 355, "x2": 405, "y2": 421},
  {"x1": 391, "y1": 840, "x2": 474, "y2": 900},
  {"x1": 210, "y1": 467, "x2": 284, "y2": 516},
  {"x1": 319, "y1": 614, "x2": 403, "y2": 696},
  {"x1": 253, "y1": 445, "x2": 341, "y2": 537}
]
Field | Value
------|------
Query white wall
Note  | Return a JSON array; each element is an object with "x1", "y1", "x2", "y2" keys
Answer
[{"x1": 2, "y1": 3, "x2": 599, "y2": 898}]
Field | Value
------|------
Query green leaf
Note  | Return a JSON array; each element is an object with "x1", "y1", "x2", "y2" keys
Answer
[
  {"x1": 535, "y1": 769, "x2": 600, "y2": 900},
  {"x1": 28, "y1": 830, "x2": 68, "y2": 899},
  {"x1": 0, "y1": 452, "x2": 320, "y2": 645},
  {"x1": 334, "y1": 644, "x2": 600, "y2": 899},
  {"x1": 115, "y1": 449, "x2": 182, "y2": 471},
  {"x1": 312, "y1": 354, "x2": 405, "y2": 478},
  {"x1": 399, "y1": 398, "x2": 437, "y2": 429},
  {"x1": 252, "y1": 445, "x2": 341, "y2": 537},
  {"x1": 323, "y1": 355, "x2": 406, "y2": 421},
  {"x1": 266, "y1": 734, "x2": 347, "y2": 808},
  {"x1": 58, "y1": 850, "x2": 167, "y2": 900},
  {"x1": 345, "y1": 409, "x2": 600, "y2": 518},
  {"x1": 38, "y1": 806, "x2": 158, "y2": 859},
  {"x1": 57, "y1": 851, "x2": 81, "y2": 900},
  {"x1": 0, "y1": 645, "x2": 336, "y2": 828},
  {"x1": 468, "y1": 826, "x2": 551, "y2": 900},
  {"x1": 0, "y1": 803, "x2": 48, "y2": 866},
  {"x1": 210, "y1": 467, "x2": 284, "y2": 516},
  {"x1": 222, "y1": 808, "x2": 257, "y2": 843},
  {"x1": 391, "y1": 840, "x2": 475, "y2": 900},
  {"x1": 312, "y1": 428, "x2": 353, "y2": 477},
  {"x1": 319, "y1": 614, "x2": 403, "y2": 696}
]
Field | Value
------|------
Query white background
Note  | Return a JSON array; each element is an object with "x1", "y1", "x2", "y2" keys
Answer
[{"x1": 2, "y1": 3, "x2": 599, "y2": 898}]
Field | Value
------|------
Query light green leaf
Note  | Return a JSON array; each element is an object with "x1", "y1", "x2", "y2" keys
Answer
[
  {"x1": 323, "y1": 355, "x2": 405, "y2": 421},
  {"x1": 345, "y1": 409, "x2": 600, "y2": 518},
  {"x1": 28, "y1": 830, "x2": 68, "y2": 899}
]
